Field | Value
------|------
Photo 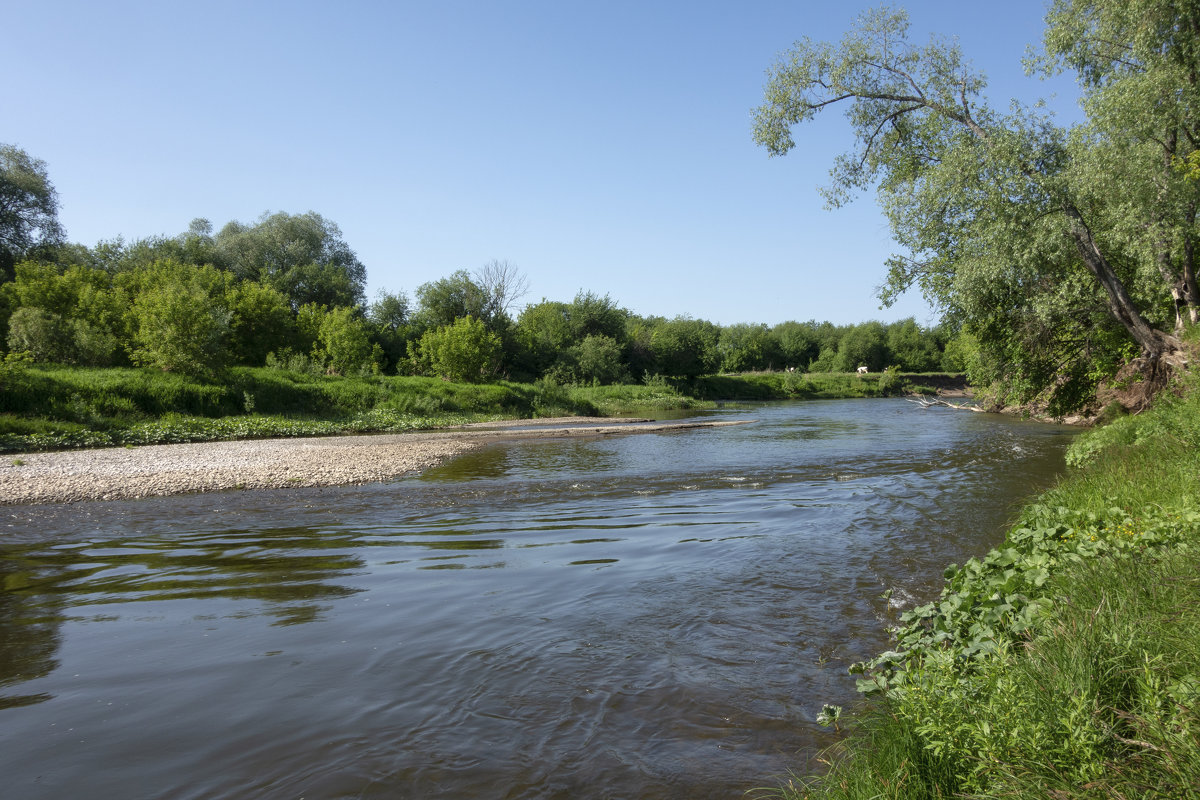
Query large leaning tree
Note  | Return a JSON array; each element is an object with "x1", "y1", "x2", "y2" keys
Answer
[
  {"x1": 754, "y1": 1, "x2": 1200, "y2": 412},
  {"x1": 0, "y1": 144, "x2": 65, "y2": 282}
]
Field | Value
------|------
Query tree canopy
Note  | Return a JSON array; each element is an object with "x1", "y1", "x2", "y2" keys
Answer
[
  {"x1": 754, "y1": 1, "x2": 1200, "y2": 411},
  {"x1": 214, "y1": 211, "x2": 367, "y2": 309},
  {"x1": 0, "y1": 144, "x2": 64, "y2": 281}
]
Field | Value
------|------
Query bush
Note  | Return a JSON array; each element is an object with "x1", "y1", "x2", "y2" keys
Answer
[
  {"x1": 315, "y1": 305, "x2": 378, "y2": 376},
  {"x1": 417, "y1": 316, "x2": 501, "y2": 383},
  {"x1": 6, "y1": 306, "x2": 73, "y2": 362},
  {"x1": 127, "y1": 271, "x2": 230, "y2": 376}
]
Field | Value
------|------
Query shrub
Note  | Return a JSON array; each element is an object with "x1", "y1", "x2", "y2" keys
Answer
[
  {"x1": 126, "y1": 267, "x2": 231, "y2": 377},
  {"x1": 315, "y1": 305, "x2": 378, "y2": 375},
  {"x1": 6, "y1": 306, "x2": 73, "y2": 362},
  {"x1": 417, "y1": 316, "x2": 501, "y2": 383}
]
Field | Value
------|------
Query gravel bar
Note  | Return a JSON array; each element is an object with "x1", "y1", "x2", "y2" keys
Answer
[{"x1": 0, "y1": 418, "x2": 750, "y2": 506}]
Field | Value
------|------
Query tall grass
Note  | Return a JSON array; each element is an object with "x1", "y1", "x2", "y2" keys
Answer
[
  {"x1": 0, "y1": 364, "x2": 943, "y2": 453},
  {"x1": 777, "y1": 370, "x2": 1200, "y2": 799},
  {"x1": 0, "y1": 366, "x2": 714, "y2": 452}
]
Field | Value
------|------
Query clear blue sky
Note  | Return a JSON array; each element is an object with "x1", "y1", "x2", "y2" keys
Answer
[{"x1": 7, "y1": 1, "x2": 1079, "y2": 327}]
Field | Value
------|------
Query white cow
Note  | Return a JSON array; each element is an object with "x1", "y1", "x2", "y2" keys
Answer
[{"x1": 856, "y1": 366, "x2": 869, "y2": 374}]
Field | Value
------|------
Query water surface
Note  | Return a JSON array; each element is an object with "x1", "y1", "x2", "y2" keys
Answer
[{"x1": 0, "y1": 399, "x2": 1075, "y2": 799}]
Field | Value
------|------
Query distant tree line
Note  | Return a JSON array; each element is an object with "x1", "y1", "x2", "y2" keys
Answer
[{"x1": 0, "y1": 143, "x2": 960, "y2": 382}]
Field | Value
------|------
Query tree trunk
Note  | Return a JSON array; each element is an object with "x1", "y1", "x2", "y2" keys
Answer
[
  {"x1": 1064, "y1": 203, "x2": 1173, "y2": 357},
  {"x1": 1183, "y1": 227, "x2": 1200, "y2": 326}
]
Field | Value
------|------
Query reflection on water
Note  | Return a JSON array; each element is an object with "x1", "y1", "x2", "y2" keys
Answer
[{"x1": 0, "y1": 399, "x2": 1075, "y2": 799}]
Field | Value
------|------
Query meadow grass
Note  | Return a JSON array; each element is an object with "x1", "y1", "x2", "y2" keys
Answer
[
  {"x1": 771, "y1": 372, "x2": 1200, "y2": 799},
  {"x1": 0, "y1": 366, "x2": 715, "y2": 452},
  {"x1": 0, "y1": 364, "x2": 937, "y2": 452}
]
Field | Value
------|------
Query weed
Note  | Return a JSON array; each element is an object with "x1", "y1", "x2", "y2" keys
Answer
[{"x1": 785, "y1": 371, "x2": 1200, "y2": 799}]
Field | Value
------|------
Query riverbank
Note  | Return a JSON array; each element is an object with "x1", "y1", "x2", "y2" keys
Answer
[
  {"x1": 778, "y1": 374, "x2": 1200, "y2": 797},
  {"x1": 0, "y1": 418, "x2": 749, "y2": 505},
  {"x1": 0, "y1": 364, "x2": 951, "y2": 454}
]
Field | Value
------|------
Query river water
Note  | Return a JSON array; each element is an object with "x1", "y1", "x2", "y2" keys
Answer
[{"x1": 0, "y1": 399, "x2": 1074, "y2": 799}]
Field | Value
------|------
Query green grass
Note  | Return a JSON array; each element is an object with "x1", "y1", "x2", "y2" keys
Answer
[
  {"x1": 0, "y1": 364, "x2": 954, "y2": 453},
  {"x1": 774, "y1": 371, "x2": 1200, "y2": 799},
  {"x1": 687, "y1": 370, "x2": 955, "y2": 401},
  {"x1": 0, "y1": 366, "x2": 715, "y2": 452}
]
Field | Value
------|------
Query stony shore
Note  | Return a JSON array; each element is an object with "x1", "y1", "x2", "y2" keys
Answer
[{"x1": 0, "y1": 417, "x2": 748, "y2": 506}]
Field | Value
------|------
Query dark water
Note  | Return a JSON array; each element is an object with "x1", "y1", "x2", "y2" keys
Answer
[{"x1": 0, "y1": 399, "x2": 1074, "y2": 799}]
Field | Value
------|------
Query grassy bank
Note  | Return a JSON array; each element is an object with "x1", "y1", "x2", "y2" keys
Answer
[
  {"x1": 688, "y1": 369, "x2": 958, "y2": 401},
  {"x1": 771, "y1": 374, "x2": 1200, "y2": 798},
  {"x1": 0, "y1": 363, "x2": 716, "y2": 452},
  {"x1": 0, "y1": 363, "x2": 937, "y2": 453}
]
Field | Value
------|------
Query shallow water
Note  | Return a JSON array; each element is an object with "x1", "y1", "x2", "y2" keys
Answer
[{"x1": 0, "y1": 399, "x2": 1074, "y2": 799}]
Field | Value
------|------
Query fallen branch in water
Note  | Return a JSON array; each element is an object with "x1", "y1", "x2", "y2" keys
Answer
[{"x1": 906, "y1": 396, "x2": 983, "y2": 412}]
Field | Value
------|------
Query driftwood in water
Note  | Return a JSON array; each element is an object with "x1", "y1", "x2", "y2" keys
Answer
[{"x1": 906, "y1": 396, "x2": 983, "y2": 412}]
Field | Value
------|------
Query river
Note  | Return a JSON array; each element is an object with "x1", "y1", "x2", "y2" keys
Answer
[{"x1": 0, "y1": 399, "x2": 1074, "y2": 799}]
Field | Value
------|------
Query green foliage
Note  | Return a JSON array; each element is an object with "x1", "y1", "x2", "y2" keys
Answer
[
  {"x1": 755, "y1": 2, "x2": 1200, "y2": 411},
  {"x1": 833, "y1": 321, "x2": 888, "y2": 372},
  {"x1": 876, "y1": 365, "x2": 902, "y2": 394},
  {"x1": 0, "y1": 351, "x2": 32, "y2": 393},
  {"x1": 562, "y1": 334, "x2": 629, "y2": 385},
  {"x1": 225, "y1": 280, "x2": 295, "y2": 365},
  {"x1": 885, "y1": 319, "x2": 939, "y2": 372},
  {"x1": 0, "y1": 144, "x2": 64, "y2": 280},
  {"x1": 6, "y1": 306, "x2": 75, "y2": 363},
  {"x1": 311, "y1": 305, "x2": 378, "y2": 376},
  {"x1": 514, "y1": 299, "x2": 575, "y2": 379},
  {"x1": 213, "y1": 211, "x2": 366, "y2": 309},
  {"x1": 1065, "y1": 369, "x2": 1200, "y2": 468},
  {"x1": 413, "y1": 269, "x2": 495, "y2": 332},
  {"x1": 6, "y1": 307, "x2": 118, "y2": 367},
  {"x1": 773, "y1": 320, "x2": 821, "y2": 369},
  {"x1": 565, "y1": 378, "x2": 707, "y2": 415},
  {"x1": 366, "y1": 289, "x2": 412, "y2": 370},
  {"x1": 688, "y1": 370, "x2": 917, "y2": 400},
  {"x1": 125, "y1": 260, "x2": 231, "y2": 376},
  {"x1": 416, "y1": 316, "x2": 502, "y2": 383},
  {"x1": 650, "y1": 317, "x2": 720, "y2": 378},
  {"x1": 1, "y1": 261, "x2": 128, "y2": 363},
  {"x1": 564, "y1": 291, "x2": 627, "y2": 343},
  {"x1": 718, "y1": 323, "x2": 783, "y2": 372},
  {"x1": 788, "y1": 373, "x2": 1200, "y2": 799}
]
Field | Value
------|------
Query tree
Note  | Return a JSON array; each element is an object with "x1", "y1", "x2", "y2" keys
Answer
[
  {"x1": 473, "y1": 259, "x2": 529, "y2": 319},
  {"x1": 313, "y1": 305, "x2": 378, "y2": 376},
  {"x1": 570, "y1": 335, "x2": 628, "y2": 384},
  {"x1": 225, "y1": 280, "x2": 293, "y2": 366},
  {"x1": 6, "y1": 307, "x2": 117, "y2": 366},
  {"x1": 717, "y1": 323, "x2": 782, "y2": 373},
  {"x1": 6, "y1": 307, "x2": 74, "y2": 363},
  {"x1": 413, "y1": 270, "x2": 493, "y2": 331},
  {"x1": 367, "y1": 289, "x2": 412, "y2": 371},
  {"x1": 754, "y1": 3, "x2": 1200, "y2": 410},
  {"x1": 564, "y1": 291, "x2": 627, "y2": 343},
  {"x1": 125, "y1": 261, "x2": 231, "y2": 376},
  {"x1": 514, "y1": 299, "x2": 573, "y2": 377},
  {"x1": 886, "y1": 318, "x2": 940, "y2": 372},
  {"x1": 650, "y1": 317, "x2": 720, "y2": 378},
  {"x1": 834, "y1": 321, "x2": 888, "y2": 372},
  {"x1": 774, "y1": 321, "x2": 821, "y2": 370},
  {"x1": 0, "y1": 145, "x2": 64, "y2": 281},
  {"x1": 214, "y1": 211, "x2": 366, "y2": 309},
  {"x1": 1, "y1": 262, "x2": 128, "y2": 363},
  {"x1": 416, "y1": 316, "x2": 502, "y2": 383}
]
